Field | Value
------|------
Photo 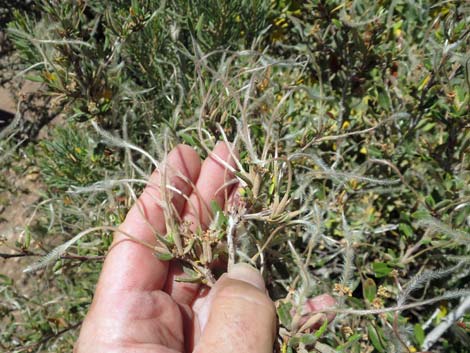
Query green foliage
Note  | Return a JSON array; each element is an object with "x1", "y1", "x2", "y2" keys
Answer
[
  {"x1": 38, "y1": 126, "x2": 118, "y2": 192},
  {"x1": 2, "y1": 0, "x2": 470, "y2": 352}
]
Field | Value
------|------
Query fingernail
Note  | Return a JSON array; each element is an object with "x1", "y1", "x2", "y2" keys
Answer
[
  {"x1": 227, "y1": 263, "x2": 265, "y2": 291},
  {"x1": 305, "y1": 294, "x2": 337, "y2": 323},
  {"x1": 306, "y1": 294, "x2": 337, "y2": 311}
]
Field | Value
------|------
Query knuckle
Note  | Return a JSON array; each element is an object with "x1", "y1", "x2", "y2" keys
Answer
[{"x1": 216, "y1": 279, "x2": 276, "y2": 316}]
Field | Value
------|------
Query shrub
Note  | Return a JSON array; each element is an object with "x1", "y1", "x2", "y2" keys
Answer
[{"x1": 1, "y1": 1, "x2": 470, "y2": 352}]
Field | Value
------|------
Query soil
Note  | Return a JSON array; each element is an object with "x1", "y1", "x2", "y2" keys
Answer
[
  {"x1": 0, "y1": 75, "x2": 16, "y2": 127},
  {"x1": 0, "y1": 81, "x2": 43, "y2": 289},
  {"x1": 0, "y1": 32, "x2": 51, "y2": 290},
  {"x1": 0, "y1": 175, "x2": 41, "y2": 286}
]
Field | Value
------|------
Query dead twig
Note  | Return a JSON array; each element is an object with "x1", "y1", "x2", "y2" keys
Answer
[{"x1": 422, "y1": 295, "x2": 470, "y2": 350}]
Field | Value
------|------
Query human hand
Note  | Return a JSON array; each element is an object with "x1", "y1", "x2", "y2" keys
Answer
[{"x1": 74, "y1": 143, "x2": 277, "y2": 353}]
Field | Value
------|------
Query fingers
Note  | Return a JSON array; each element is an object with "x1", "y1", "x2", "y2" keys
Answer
[
  {"x1": 193, "y1": 264, "x2": 277, "y2": 353},
  {"x1": 183, "y1": 142, "x2": 238, "y2": 231},
  {"x1": 119, "y1": 144, "x2": 202, "y2": 242},
  {"x1": 304, "y1": 294, "x2": 336, "y2": 324},
  {"x1": 165, "y1": 142, "x2": 238, "y2": 307},
  {"x1": 292, "y1": 294, "x2": 336, "y2": 331},
  {"x1": 96, "y1": 144, "x2": 201, "y2": 295}
]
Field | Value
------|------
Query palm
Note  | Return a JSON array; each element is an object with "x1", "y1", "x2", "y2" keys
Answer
[{"x1": 80, "y1": 281, "x2": 205, "y2": 353}]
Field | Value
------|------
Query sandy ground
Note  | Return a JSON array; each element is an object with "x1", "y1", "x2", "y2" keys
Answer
[
  {"x1": 0, "y1": 85, "x2": 16, "y2": 112},
  {"x1": 0, "y1": 79, "x2": 43, "y2": 289},
  {"x1": 0, "y1": 83, "x2": 16, "y2": 127}
]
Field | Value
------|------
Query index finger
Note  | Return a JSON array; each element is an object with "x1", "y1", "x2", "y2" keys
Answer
[{"x1": 96, "y1": 144, "x2": 201, "y2": 295}]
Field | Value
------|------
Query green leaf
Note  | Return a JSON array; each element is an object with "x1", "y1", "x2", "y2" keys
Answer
[
  {"x1": 155, "y1": 252, "x2": 173, "y2": 261},
  {"x1": 195, "y1": 13, "x2": 205, "y2": 33},
  {"x1": 277, "y1": 301, "x2": 292, "y2": 327},
  {"x1": 290, "y1": 321, "x2": 328, "y2": 346},
  {"x1": 336, "y1": 333, "x2": 362, "y2": 351},
  {"x1": 0, "y1": 274, "x2": 13, "y2": 286},
  {"x1": 368, "y1": 324, "x2": 385, "y2": 352},
  {"x1": 268, "y1": 180, "x2": 275, "y2": 195},
  {"x1": 175, "y1": 266, "x2": 202, "y2": 283},
  {"x1": 412, "y1": 209, "x2": 429, "y2": 220},
  {"x1": 164, "y1": 236, "x2": 174, "y2": 247},
  {"x1": 210, "y1": 200, "x2": 223, "y2": 215},
  {"x1": 179, "y1": 132, "x2": 197, "y2": 147},
  {"x1": 378, "y1": 91, "x2": 390, "y2": 109},
  {"x1": 25, "y1": 74, "x2": 44, "y2": 82},
  {"x1": 314, "y1": 318, "x2": 329, "y2": 338},
  {"x1": 300, "y1": 333, "x2": 317, "y2": 345},
  {"x1": 289, "y1": 333, "x2": 316, "y2": 347},
  {"x1": 363, "y1": 278, "x2": 377, "y2": 302},
  {"x1": 366, "y1": 145, "x2": 383, "y2": 158},
  {"x1": 52, "y1": 259, "x2": 62, "y2": 272},
  {"x1": 414, "y1": 323, "x2": 425, "y2": 346},
  {"x1": 23, "y1": 226, "x2": 31, "y2": 249},
  {"x1": 425, "y1": 195, "x2": 436, "y2": 208},
  {"x1": 372, "y1": 262, "x2": 392, "y2": 278},
  {"x1": 210, "y1": 200, "x2": 227, "y2": 227},
  {"x1": 422, "y1": 122, "x2": 436, "y2": 132},
  {"x1": 182, "y1": 265, "x2": 199, "y2": 278},
  {"x1": 175, "y1": 275, "x2": 202, "y2": 283},
  {"x1": 399, "y1": 223, "x2": 413, "y2": 238},
  {"x1": 387, "y1": 248, "x2": 397, "y2": 259},
  {"x1": 332, "y1": 18, "x2": 342, "y2": 28},
  {"x1": 418, "y1": 74, "x2": 431, "y2": 91}
]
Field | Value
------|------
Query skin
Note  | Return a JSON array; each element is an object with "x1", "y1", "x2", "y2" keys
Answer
[
  {"x1": 75, "y1": 143, "x2": 276, "y2": 353},
  {"x1": 75, "y1": 143, "x2": 335, "y2": 353}
]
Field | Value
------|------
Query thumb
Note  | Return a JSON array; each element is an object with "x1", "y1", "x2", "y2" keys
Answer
[{"x1": 194, "y1": 264, "x2": 277, "y2": 353}]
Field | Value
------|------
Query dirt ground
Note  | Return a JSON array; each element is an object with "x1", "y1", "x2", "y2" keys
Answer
[
  {"x1": 0, "y1": 86, "x2": 15, "y2": 112},
  {"x1": 0, "y1": 71, "x2": 44, "y2": 288},
  {"x1": 0, "y1": 82, "x2": 16, "y2": 127}
]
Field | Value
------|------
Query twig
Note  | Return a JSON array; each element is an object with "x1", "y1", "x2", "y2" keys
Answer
[
  {"x1": 318, "y1": 289, "x2": 470, "y2": 316},
  {"x1": 300, "y1": 113, "x2": 409, "y2": 150},
  {"x1": 226, "y1": 215, "x2": 237, "y2": 272},
  {"x1": 13, "y1": 321, "x2": 82, "y2": 353},
  {"x1": 421, "y1": 295, "x2": 470, "y2": 350},
  {"x1": 0, "y1": 250, "x2": 104, "y2": 261},
  {"x1": 61, "y1": 253, "x2": 105, "y2": 261},
  {"x1": 0, "y1": 251, "x2": 37, "y2": 259}
]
